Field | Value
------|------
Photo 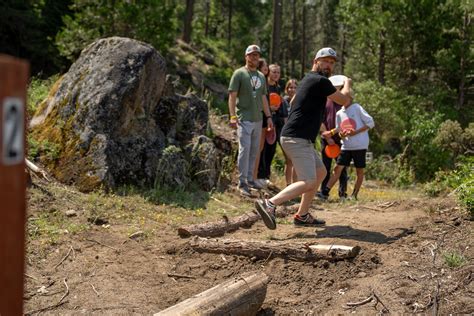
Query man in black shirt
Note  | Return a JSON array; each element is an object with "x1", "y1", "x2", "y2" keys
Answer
[{"x1": 255, "y1": 47, "x2": 352, "y2": 230}]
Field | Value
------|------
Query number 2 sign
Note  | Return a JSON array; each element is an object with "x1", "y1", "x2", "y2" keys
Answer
[{"x1": 2, "y1": 97, "x2": 24, "y2": 165}]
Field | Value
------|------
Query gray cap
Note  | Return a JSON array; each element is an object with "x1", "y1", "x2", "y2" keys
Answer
[
  {"x1": 315, "y1": 47, "x2": 337, "y2": 60},
  {"x1": 245, "y1": 45, "x2": 261, "y2": 55}
]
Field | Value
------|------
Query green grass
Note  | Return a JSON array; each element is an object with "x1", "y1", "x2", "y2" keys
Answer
[
  {"x1": 443, "y1": 251, "x2": 466, "y2": 268},
  {"x1": 27, "y1": 74, "x2": 60, "y2": 115}
]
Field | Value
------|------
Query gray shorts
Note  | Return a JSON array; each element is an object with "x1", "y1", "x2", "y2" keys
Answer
[{"x1": 281, "y1": 136, "x2": 324, "y2": 181}]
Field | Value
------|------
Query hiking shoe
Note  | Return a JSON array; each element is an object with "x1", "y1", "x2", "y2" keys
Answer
[
  {"x1": 238, "y1": 185, "x2": 251, "y2": 197},
  {"x1": 248, "y1": 180, "x2": 263, "y2": 190},
  {"x1": 255, "y1": 178, "x2": 268, "y2": 188},
  {"x1": 316, "y1": 191, "x2": 329, "y2": 201},
  {"x1": 255, "y1": 199, "x2": 276, "y2": 230},
  {"x1": 294, "y1": 213, "x2": 326, "y2": 227}
]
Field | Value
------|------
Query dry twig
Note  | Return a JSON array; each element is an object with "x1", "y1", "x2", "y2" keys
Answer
[
  {"x1": 86, "y1": 238, "x2": 119, "y2": 252},
  {"x1": 346, "y1": 294, "x2": 374, "y2": 307},
  {"x1": 25, "y1": 278, "x2": 69, "y2": 315},
  {"x1": 54, "y1": 246, "x2": 74, "y2": 269},
  {"x1": 167, "y1": 273, "x2": 196, "y2": 279},
  {"x1": 89, "y1": 282, "x2": 100, "y2": 296}
]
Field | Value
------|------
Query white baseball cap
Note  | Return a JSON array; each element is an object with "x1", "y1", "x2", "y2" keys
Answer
[
  {"x1": 329, "y1": 75, "x2": 348, "y2": 88},
  {"x1": 245, "y1": 45, "x2": 261, "y2": 55},
  {"x1": 315, "y1": 47, "x2": 337, "y2": 60}
]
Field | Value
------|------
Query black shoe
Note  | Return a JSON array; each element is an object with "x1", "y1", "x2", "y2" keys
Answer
[
  {"x1": 255, "y1": 199, "x2": 276, "y2": 230},
  {"x1": 294, "y1": 213, "x2": 326, "y2": 227},
  {"x1": 238, "y1": 184, "x2": 251, "y2": 197},
  {"x1": 248, "y1": 180, "x2": 263, "y2": 190},
  {"x1": 316, "y1": 191, "x2": 329, "y2": 200}
]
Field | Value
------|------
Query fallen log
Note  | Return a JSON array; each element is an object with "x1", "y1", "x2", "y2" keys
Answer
[
  {"x1": 178, "y1": 206, "x2": 292, "y2": 238},
  {"x1": 154, "y1": 271, "x2": 269, "y2": 316},
  {"x1": 189, "y1": 237, "x2": 361, "y2": 262},
  {"x1": 25, "y1": 158, "x2": 50, "y2": 181}
]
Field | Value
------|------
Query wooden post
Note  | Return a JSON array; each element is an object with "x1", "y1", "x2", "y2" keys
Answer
[{"x1": 0, "y1": 54, "x2": 29, "y2": 315}]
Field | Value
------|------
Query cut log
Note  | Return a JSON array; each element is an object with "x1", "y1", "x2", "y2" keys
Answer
[
  {"x1": 189, "y1": 237, "x2": 361, "y2": 262},
  {"x1": 25, "y1": 158, "x2": 50, "y2": 181},
  {"x1": 154, "y1": 271, "x2": 269, "y2": 316},
  {"x1": 178, "y1": 206, "x2": 291, "y2": 238}
]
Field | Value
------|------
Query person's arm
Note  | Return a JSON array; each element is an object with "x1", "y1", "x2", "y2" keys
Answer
[
  {"x1": 345, "y1": 105, "x2": 374, "y2": 136},
  {"x1": 228, "y1": 91, "x2": 238, "y2": 129},
  {"x1": 262, "y1": 95, "x2": 274, "y2": 130},
  {"x1": 328, "y1": 78, "x2": 352, "y2": 106}
]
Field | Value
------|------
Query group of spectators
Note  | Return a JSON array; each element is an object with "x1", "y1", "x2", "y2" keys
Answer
[{"x1": 228, "y1": 44, "x2": 374, "y2": 229}]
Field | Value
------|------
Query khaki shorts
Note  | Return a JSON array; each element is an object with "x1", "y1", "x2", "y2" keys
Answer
[{"x1": 281, "y1": 136, "x2": 324, "y2": 181}]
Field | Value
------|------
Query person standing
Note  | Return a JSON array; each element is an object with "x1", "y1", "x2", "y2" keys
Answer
[
  {"x1": 317, "y1": 77, "x2": 348, "y2": 201},
  {"x1": 228, "y1": 45, "x2": 273, "y2": 197},
  {"x1": 253, "y1": 58, "x2": 270, "y2": 188},
  {"x1": 258, "y1": 64, "x2": 288, "y2": 184},
  {"x1": 320, "y1": 93, "x2": 374, "y2": 200},
  {"x1": 255, "y1": 47, "x2": 352, "y2": 229},
  {"x1": 283, "y1": 79, "x2": 298, "y2": 185}
]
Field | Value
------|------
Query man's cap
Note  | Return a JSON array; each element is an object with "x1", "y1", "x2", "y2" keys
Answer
[
  {"x1": 315, "y1": 47, "x2": 337, "y2": 60},
  {"x1": 245, "y1": 45, "x2": 261, "y2": 56},
  {"x1": 329, "y1": 75, "x2": 348, "y2": 88}
]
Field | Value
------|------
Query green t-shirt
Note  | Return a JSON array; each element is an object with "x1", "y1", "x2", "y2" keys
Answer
[{"x1": 228, "y1": 67, "x2": 267, "y2": 122}]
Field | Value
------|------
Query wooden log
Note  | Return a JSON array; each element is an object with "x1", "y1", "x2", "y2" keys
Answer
[
  {"x1": 189, "y1": 237, "x2": 361, "y2": 262},
  {"x1": 154, "y1": 271, "x2": 269, "y2": 316},
  {"x1": 178, "y1": 206, "x2": 291, "y2": 238}
]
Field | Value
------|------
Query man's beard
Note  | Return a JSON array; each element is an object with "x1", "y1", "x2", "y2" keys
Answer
[{"x1": 316, "y1": 65, "x2": 331, "y2": 78}]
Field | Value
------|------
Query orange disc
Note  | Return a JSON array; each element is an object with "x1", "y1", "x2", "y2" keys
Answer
[
  {"x1": 269, "y1": 93, "x2": 281, "y2": 108},
  {"x1": 325, "y1": 144, "x2": 341, "y2": 158}
]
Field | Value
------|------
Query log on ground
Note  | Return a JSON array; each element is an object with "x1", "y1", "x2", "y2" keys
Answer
[
  {"x1": 189, "y1": 237, "x2": 361, "y2": 262},
  {"x1": 154, "y1": 271, "x2": 269, "y2": 316},
  {"x1": 177, "y1": 206, "x2": 292, "y2": 238}
]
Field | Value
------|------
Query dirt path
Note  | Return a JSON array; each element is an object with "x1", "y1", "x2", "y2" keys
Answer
[{"x1": 23, "y1": 181, "x2": 473, "y2": 315}]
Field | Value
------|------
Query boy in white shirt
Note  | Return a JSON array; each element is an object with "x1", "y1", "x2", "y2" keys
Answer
[{"x1": 320, "y1": 94, "x2": 374, "y2": 200}]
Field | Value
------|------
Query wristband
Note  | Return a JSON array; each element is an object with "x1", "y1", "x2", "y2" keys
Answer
[
  {"x1": 266, "y1": 116, "x2": 272, "y2": 119},
  {"x1": 230, "y1": 115, "x2": 237, "y2": 120},
  {"x1": 330, "y1": 129, "x2": 336, "y2": 136}
]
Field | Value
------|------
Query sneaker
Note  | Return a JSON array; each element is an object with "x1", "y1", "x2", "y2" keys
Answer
[
  {"x1": 248, "y1": 180, "x2": 263, "y2": 190},
  {"x1": 238, "y1": 185, "x2": 251, "y2": 197},
  {"x1": 294, "y1": 213, "x2": 326, "y2": 227},
  {"x1": 316, "y1": 191, "x2": 329, "y2": 201},
  {"x1": 255, "y1": 199, "x2": 276, "y2": 230},
  {"x1": 256, "y1": 178, "x2": 268, "y2": 188}
]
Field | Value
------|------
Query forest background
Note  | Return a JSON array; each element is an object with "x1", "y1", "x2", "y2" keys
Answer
[{"x1": 1, "y1": 0, "x2": 472, "y2": 213}]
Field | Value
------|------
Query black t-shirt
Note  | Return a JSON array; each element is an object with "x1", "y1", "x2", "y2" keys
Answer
[{"x1": 281, "y1": 72, "x2": 336, "y2": 142}]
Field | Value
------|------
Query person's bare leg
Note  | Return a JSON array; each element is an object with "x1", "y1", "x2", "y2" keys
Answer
[
  {"x1": 269, "y1": 178, "x2": 317, "y2": 206},
  {"x1": 352, "y1": 168, "x2": 364, "y2": 198},
  {"x1": 326, "y1": 165, "x2": 345, "y2": 190},
  {"x1": 296, "y1": 166, "x2": 326, "y2": 216}
]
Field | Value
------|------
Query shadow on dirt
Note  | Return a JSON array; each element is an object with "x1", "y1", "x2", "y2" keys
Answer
[{"x1": 313, "y1": 225, "x2": 415, "y2": 244}]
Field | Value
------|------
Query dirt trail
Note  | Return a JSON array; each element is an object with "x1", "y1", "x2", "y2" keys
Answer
[{"x1": 23, "y1": 181, "x2": 472, "y2": 315}]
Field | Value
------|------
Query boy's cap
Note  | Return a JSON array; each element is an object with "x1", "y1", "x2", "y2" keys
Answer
[
  {"x1": 245, "y1": 45, "x2": 261, "y2": 55},
  {"x1": 315, "y1": 47, "x2": 337, "y2": 60}
]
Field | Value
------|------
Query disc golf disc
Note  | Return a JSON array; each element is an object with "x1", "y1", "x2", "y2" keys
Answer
[
  {"x1": 329, "y1": 75, "x2": 348, "y2": 88},
  {"x1": 269, "y1": 93, "x2": 281, "y2": 108},
  {"x1": 340, "y1": 118, "x2": 356, "y2": 132},
  {"x1": 265, "y1": 127, "x2": 276, "y2": 145},
  {"x1": 325, "y1": 144, "x2": 341, "y2": 159}
]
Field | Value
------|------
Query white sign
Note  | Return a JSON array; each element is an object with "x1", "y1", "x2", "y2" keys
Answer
[{"x1": 2, "y1": 97, "x2": 24, "y2": 165}]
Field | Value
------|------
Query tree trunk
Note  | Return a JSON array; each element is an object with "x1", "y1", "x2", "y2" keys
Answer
[
  {"x1": 457, "y1": 9, "x2": 470, "y2": 110},
  {"x1": 178, "y1": 205, "x2": 293, "y2": 238},
  {"x1": 227, "y1": 0, "x2": 232, "y2": 47},
  {"x1": 271, "y1": 0, "x2": 283, "y2": 63},
  {"x1": 300, "y1": 3, "x2": 307, "y2": 78},
  {"x1": 340, "y1": 27, "x2": 346, "y2": 74},
  {"x1": 378, "y1": 31, "x2": 386, "y2": 85},
  {"x1": 291, "y1": 0, "x2": 297, "y2": 76},
  {"x1": 154, "y1": 271, "x2": 269, "y2": 316},
  {"x1": 182, "y1": 0, "x2": 195, "y2": 43},
  {"x1": 189, "y1": 237, "x2": 361, "y2": 262},
  {"x1": 204, "y1": 0, "x2": 210, "y2": 37}
]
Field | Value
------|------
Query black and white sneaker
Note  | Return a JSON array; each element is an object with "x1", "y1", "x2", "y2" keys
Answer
[
  {"x1": 255, "y1": 199, "x2": 276, "y2": 230},
  {"x1": 294, "y1": 213, "x2": 326, "y2": 227}
]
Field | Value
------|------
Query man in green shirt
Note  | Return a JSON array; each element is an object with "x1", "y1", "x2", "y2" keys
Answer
[{"x1": 228, "y1": 44, "x2": 273, "y2": 196}]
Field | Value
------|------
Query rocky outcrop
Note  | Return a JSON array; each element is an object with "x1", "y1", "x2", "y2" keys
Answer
[{"x1": 30, "y1": 37, "x2": 229, "y2": 192}]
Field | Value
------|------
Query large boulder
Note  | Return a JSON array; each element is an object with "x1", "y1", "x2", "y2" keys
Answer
[{"x1": 30, "y1": 37, "x2": 168, "y2": 191}]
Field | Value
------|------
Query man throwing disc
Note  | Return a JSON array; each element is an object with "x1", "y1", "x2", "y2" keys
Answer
[{"x1": 255, "y1": 47, "x2": 352, "y2": 230}]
